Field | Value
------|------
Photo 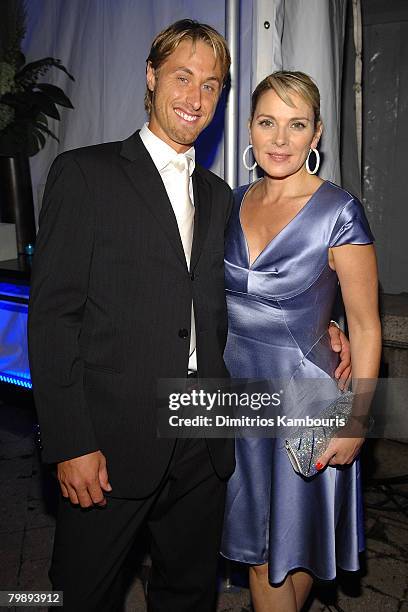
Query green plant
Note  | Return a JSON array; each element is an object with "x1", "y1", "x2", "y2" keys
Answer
[{"x1": 0, "y1": 0, "x2": 75, "y2": 156}]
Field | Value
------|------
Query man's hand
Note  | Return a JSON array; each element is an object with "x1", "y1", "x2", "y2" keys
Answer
[
  {"x1": 328, "y1": 322, "x2": 351, "y2": 389},
  {"x1": 57, "y1": 450, "x2": 112, "y2": 508}
]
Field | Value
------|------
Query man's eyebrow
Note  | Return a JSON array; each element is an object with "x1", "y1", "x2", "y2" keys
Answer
[
  {"x1": 174, "y1": 67, "x2": 221, "y2": 83},
  {"x1": 175, "y1": 67, "x2": 194, "y2": 75}
]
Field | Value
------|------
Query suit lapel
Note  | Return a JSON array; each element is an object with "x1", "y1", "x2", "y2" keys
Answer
[
  {"x1": 120, "y1": 131, "x2": 212, "y2": 271},
  {"x1": 120, "y1": 132, "x2": 186, "y2": 266},
  {"x1": 191, "y1": 169, "x2": 212, "y2": 271}
]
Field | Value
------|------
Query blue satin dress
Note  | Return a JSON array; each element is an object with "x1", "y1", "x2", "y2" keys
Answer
[{"x1": 220, "y1": 180, "x2": 374, "y2": 584}]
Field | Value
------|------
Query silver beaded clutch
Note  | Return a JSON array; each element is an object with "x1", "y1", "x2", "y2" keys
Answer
[{"x1": 285, "y1": 391, "x2": 354, "y2": 478}]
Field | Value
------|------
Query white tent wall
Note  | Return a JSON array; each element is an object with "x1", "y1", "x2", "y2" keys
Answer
[
  {"x1": 240, "y1": 0, "x2": 347, "y2": 187},
  {"x1": 23, "y1": 0, "x2": 228, "y2": 221},
  {"x1": 236, "y1": 0, "x2": 284, "y2": 187},
  {"x1": 24, "y1": 1, "x2": 354, "y2": 223},
  {"x1": 235, "y1": 0, "x2": 254, "y2": 188},
  {"x1": 281, "y1": 0, "x2": 347, "y2": 184}
]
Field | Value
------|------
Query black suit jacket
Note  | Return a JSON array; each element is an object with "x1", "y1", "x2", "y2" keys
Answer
[{"x1": 28, "y1": 131, "x2": 235, "y2": 498}]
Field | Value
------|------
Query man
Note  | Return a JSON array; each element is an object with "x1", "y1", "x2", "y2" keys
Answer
[{"x1": 28, "y1": 19, "x2": 350, "y2": 612}]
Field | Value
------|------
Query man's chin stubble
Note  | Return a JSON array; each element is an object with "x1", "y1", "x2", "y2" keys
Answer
[{"x1": 171, "y1": 126, "x2": 201, "y2": 146}]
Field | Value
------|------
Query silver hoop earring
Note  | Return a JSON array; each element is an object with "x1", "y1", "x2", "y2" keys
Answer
[
  {"x1": 242, "y1": 144, "x2": 257, "y2": 171},
  {"x1": 305, "y1": 148, "x2": 320, "y2": 175}
]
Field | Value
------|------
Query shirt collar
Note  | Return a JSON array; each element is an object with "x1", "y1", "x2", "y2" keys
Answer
[{"x1": 140, "y1": 123, "x2": 195, "y2": 176}]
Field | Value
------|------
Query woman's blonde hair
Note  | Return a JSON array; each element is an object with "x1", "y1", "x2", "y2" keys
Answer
[
  {"x1": 145, "y1": 19, "x2": 230, "y2": 114},
  {"x1": 250, "y1": 71, "x2": 321, "y2": 127}
]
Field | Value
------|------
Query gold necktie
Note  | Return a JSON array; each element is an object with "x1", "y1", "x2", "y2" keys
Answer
[
  {"x1": 170, "y1": 155, "x2": 194, "y2": 268},
  {"x1": 169, "y1": 155, "x2": 196, "y2": 365}
]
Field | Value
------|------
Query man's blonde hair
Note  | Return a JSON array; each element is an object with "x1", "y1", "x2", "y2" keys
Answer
[
  {"x1": 144, "y1": 19, "x2": 230, "y2": 114},
  {"x1": 251, "y1": 71, "x2": 321, "y2": 127}
]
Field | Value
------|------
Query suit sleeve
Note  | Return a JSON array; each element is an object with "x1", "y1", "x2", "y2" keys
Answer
[
  {"x1": 28, "y1": 153, "x2": 99, "y2": 463},
  {"x1": 224, "y1": 185, "x2": 234, "y2": 227}
]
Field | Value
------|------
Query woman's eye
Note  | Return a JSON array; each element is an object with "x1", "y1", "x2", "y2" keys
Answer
[
  {"x1": 292, "y1": 122, "x2": 306, "y2": 129},
  {"x1": 259, "y1": 119, "x2": 273, "y2": 127},
  {"x1": 178, "y1": 76, "x2": 188, "y2": 84}
]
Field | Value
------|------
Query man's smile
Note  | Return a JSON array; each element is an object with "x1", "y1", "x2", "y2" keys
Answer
[{"x1": 174, "y1": 108, "x2": 200, "y2": 122}]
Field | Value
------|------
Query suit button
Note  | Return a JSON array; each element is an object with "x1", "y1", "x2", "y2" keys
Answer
[
  {"x1": 190, "y1": 272, "x2": 195, "y2": 281},
  {"x1": 178, "y1": 328, "x2": 189, "y2": 338}
]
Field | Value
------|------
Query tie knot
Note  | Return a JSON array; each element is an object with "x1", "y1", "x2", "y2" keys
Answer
[{"x1": 170, "y1": 154, "x2": 190, "y2": 174}]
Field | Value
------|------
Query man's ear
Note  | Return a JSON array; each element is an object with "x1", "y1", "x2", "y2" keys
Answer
[{"x1": 146, "y1": 61, "x2": 156, "y2": 92}]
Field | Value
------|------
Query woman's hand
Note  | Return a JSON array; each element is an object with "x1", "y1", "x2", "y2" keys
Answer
[
  {"x1": 328, "y1": 323, "x2": 351, "y2": 389},
  {"x1": 315, "y1": 436, "x2": 365, "y2": 470}
]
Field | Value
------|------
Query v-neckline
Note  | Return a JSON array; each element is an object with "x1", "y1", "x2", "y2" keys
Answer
[{"x1": 238, "y1": 179, "x2": 327, "y2": 269}]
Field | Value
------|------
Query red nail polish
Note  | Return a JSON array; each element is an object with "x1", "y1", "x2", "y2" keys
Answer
[{"x1": 315, "y1": 462, "x2": 324, "y2": 470}]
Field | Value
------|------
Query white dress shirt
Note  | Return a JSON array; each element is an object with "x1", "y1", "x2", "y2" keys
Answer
[{"x1": 139, "y1": 123, "x2": 197, "y2": 372}]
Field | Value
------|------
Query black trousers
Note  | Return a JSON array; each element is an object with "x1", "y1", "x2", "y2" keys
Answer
[{"x1": 49, "y1": 439, "x2": 227, "y2": 612}]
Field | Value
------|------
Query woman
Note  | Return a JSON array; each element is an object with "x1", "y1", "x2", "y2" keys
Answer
[{"x1": 221, "y1": 72, "x2": 381, "y2": 611}]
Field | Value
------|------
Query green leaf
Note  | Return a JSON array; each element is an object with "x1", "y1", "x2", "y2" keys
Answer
[
  {"x1": 1, "y1": 91, "x2": 24, "y2": 107},
  {"x1": 0, "y1": 0, "x2": 26, "y2": 65},
  {"x1": 0, "y1": 119, "x2": 38, "y2": 156},
  {"x1": 32, "y1": 127, "x2": 46, "y2": 149},
  {"x1": 16, "y1": 57, "x2": 75, "y2": 84},
  {"x1": 34, "y1": 121, "x2": 59, "y2": 142},
  {"x1": 25, "y1": 128, "x2": 40, "y2": 156},
  {"x1": 0, "y1": 39, "x2": 75, "y2": 156},
  {"x1": 36, "y1": 112, "x2": 48, "y2": 126},
  {"x1": 29, "y1": 91, "x2": 60, "y2": 119},
  {"x1": 35, "y1": 83, "x2": 73, "y2": 108}
]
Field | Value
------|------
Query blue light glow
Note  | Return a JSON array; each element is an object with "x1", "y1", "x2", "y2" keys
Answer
[
  {"x1": 0, "y1": 282, "x2": 30, "y2": 300},
  {"x1": 0, "y1": 373, "x2": 32, "y2": 388},
  {"x1": 0, "y1": 286, "x2": 31, "y2": 388}
]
